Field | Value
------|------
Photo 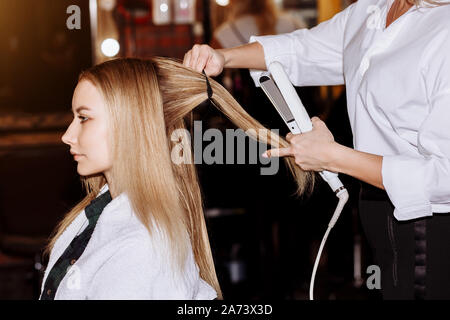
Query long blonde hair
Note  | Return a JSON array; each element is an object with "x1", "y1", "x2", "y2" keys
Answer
[
  {"x1": 43, "y1": 57, "x2": 315, "y2": 299},
  {"x1": 228, "y1": 0, "x2": 280, "y2": 35}
]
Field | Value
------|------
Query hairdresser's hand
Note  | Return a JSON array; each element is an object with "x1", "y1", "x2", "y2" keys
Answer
[
  {"x1": 183, "y1": 44, "x2": 225, "y2": 76},
  {"x1": 262, "y1": 117, "x2": 337, "y2": 172}
]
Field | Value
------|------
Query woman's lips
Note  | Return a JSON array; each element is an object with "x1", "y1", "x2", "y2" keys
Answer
[{"x1": 70, "y1": 151, "x2": 84, "y2": 160}]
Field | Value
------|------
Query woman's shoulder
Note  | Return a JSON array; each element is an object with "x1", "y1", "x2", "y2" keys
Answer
[
  {"x1": 411, "y1": 1, "x2": 450, "y2": 21},
  {"x1": 99, "y1": 209, "x2": 167, "y2": 254},
  {"x1": 417, "y1": 4, "x2": 450, "y2": 44},
  {"x1": 94, "y1": 196, "x2": 182, "y2": 262},
  {"x1": 426, "y1": 4, "x2": 450, "y2": 25},
  {"x1": 91, "y1": 193, "x2": 162, "y2": 253}
]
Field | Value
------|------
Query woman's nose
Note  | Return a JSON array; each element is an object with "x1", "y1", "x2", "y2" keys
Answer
[{"x1": 61, "y1": 121, "x2": 77, "y2": 146}]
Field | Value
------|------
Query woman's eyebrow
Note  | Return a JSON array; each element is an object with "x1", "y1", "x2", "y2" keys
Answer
[{"x1": 72, "y1": 106, "x2": 91, "y2": 113}]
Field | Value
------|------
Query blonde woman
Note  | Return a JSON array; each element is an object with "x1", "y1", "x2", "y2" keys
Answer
[
  {"x1": 185, "y1": 0, "x2": 450, "y2": 299},
  {"x1": 39, "y1": 57, "x2": 314, "y2": 300}
]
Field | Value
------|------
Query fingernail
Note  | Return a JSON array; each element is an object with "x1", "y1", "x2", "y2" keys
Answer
[{"x1": 262, "y1": 152, "x2": 268, "y2": 158}]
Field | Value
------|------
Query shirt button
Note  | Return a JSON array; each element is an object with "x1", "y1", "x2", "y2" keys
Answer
[
  {"x1": 47, "y1": 289, "x2": 52, "y2": 295},
  {"x1": 70, "y1": 259, "x2": 76, "y2": 265}
]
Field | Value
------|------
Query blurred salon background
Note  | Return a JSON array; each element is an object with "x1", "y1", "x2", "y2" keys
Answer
[{"x1": 0, "y1": 0, "x2": 380, "y2": 300}]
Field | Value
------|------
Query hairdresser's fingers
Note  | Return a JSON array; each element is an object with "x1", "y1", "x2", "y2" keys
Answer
[
  {"x1": 189, "y1": 44, "x2": 201, "y2": 70},
  {"x1": 262, "y1": 147, "x2": 293, "y2": 158},
  {"x1": 195, "y1": 45, "x2": 221, "y2": 74},
  {"x1": 183, "y1": 50, "x2": 192, "y2": 67},
  {"x1": 286, "y1": 132, "x2": 295, "y2": 142},
  {"x1": 183, "y1": 44, "x2": 225, "y2": 76},
  {"x1": 196, "y1": 49, "x2": 210, "y2": 73}
]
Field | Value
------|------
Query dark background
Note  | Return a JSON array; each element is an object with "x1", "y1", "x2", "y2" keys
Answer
[{"x1": 0, "y1": 0, "x2": 92, "y2": 113}]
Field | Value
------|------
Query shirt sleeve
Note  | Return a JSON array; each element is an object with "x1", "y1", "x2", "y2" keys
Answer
[
  {"x1": 249, "y1": 3, "x2": 355, "y2": 87},
  {"x1": 382, "y1": 28, "x2": 450, "y2": 221},
  {"x1": 87, "y1": 234, "x2": 217, "y2": 300}
]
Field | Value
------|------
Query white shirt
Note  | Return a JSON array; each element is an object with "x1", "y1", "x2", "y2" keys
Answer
[
  {"x1": 215, "y1": 13, "x2": 307, "y2": 48},
  {"x1": 249, "y1": 0, "x2": 450, "y2": 221},
  {"x1": 40, "y1": 184, "x2": 217, "y2": 299}
]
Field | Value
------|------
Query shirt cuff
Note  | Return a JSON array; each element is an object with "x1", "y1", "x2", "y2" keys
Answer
[
  {"x1": 248, "y1": 34, "x2": 294, "y2": 88},
  {"x1": 382, "y1": 155, "x2": 433, "y2": 221}
]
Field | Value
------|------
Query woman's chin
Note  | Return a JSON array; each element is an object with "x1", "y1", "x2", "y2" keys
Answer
[{"x1": 77, "y1": 167, "x2": 101, "y2": 177}]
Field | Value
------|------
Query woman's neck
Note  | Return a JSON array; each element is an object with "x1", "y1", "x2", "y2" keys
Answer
[
  {"x1": 386, "y1": 0, "x2": 414, "y2": 28},
  {"x1": 103, "y1": 171, "x2": 117, "y2": 198}
]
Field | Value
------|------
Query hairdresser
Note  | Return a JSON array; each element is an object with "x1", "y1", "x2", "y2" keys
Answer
[{"x1": 184, "y1": 0, "x2": 450, "y2": 300}]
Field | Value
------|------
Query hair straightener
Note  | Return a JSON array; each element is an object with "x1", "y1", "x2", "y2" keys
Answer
[{"x1": 259, "y1": 61, "x2": 349, "y2": 300}]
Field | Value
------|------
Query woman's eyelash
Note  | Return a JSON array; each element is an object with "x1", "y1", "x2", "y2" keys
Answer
[{"x1": 78, "y1": 115, "x2": 89, "y2": 123}]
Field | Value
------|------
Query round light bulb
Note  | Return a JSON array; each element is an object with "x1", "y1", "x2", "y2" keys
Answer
[
  {"x1": 101, "y1": 38, "x2": 120, "y2": 57},
  {"x1": 215, "y1": 0, "x2": 229, "y2": 6},
  {"x1": 160, "y1": 3, "x2": 169, "y2": 12}
]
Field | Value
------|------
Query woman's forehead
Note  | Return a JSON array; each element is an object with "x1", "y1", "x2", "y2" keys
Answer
[{"x1": 72, "y1": 80, "x2": 105, "y2": 112}]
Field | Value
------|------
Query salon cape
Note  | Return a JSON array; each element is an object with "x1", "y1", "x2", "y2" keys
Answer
[
  {"x1": 40, "y1": 184, "x2": 217, "y2": 300},
  {"x1": 250, "y1": 0, "x2": 450, "y2": 221}
]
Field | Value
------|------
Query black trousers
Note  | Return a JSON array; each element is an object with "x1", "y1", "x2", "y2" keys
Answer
[{"x1": 358, "y1": 182, "x2": 450, "y2": 300}]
